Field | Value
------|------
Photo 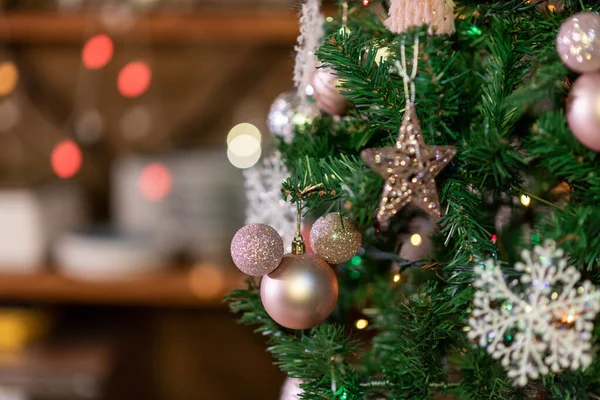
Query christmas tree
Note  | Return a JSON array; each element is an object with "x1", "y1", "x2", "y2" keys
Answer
[{"x1": 228, "y1": 1, "x2": 600, "y2": 398}]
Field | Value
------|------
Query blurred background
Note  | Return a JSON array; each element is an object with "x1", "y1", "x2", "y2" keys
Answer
[{"x1": 0, "y1": 0, "x2": 309, "y2": 398}]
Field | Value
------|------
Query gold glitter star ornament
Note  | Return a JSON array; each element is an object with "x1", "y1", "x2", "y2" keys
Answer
[{"x1": 361, "y1": 104, "x2": 456, "y2": 229}]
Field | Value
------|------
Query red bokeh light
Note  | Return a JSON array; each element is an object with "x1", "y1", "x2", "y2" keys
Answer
[
  {"x1": 82, "y1": 34, "x2": 114, "y2": 70},
  {"x1": 138, "y1": 163, "x2": 172, "y2": 201},
  {"x1": 117, "y1": 61, "x2": 152, "y2": 98},
  {"x1": 51, "y1": 140, "x2": 83, "y2": 179}
]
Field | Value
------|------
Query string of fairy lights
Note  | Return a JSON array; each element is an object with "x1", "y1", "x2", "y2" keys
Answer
[
  {"x1": 0, "y1": 12, "x2": 179, "y2": 203},
  {"x1": 51, "y1": 32, "x2": 155, "y2": 182},
  {"x1": 80, "y1": 21, "x2": 263, "y2": 195}
]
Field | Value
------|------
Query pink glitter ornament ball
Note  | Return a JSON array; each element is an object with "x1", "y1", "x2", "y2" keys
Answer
[
  {"x1": 310, "y1": 213, "x2": 362, "y2": 265},
  {"x1": 230, "y1": 224, "x2": 284, "y2": 276}
]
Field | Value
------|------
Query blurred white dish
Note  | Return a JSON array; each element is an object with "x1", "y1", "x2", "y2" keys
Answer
[
  {"x1": 54, "y1": 228, "x2": 166, "y2": 281},
  {"x1": 0, "y1": 184, "x2": 85, "y2": 273}
]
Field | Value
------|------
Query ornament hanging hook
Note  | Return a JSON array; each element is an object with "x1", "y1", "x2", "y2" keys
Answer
[
  {"x1": 296, "y1": 201, "x2": 302, "y2": 235},
  {"x1": 292, "y1": 201, "x2": 306, "y2": 255},
  {"x1": 341, "y1": 1, "x2": 349, "y2": 32}
]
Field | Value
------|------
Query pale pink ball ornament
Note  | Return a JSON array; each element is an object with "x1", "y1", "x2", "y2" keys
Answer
[
  {"x1": 230, "y1": 224, "x2": 284, "y2": 276},
  {"x1": 567, "y1": 73, "x2": 600, "y2": 152},
  {"x1": 557, "y1": 12, "x2": 600, "y2": 73},
  {"x1": 260, "y1": 253, "x2": 338, "y2": 330},
  {"x1": 311, "y1": 65, "x2": 348, "y2": 116}
]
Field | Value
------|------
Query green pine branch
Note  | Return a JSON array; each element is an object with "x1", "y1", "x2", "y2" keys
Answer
[{"x1": 229, "y1": 1, "x2": 600, "y2": 398}]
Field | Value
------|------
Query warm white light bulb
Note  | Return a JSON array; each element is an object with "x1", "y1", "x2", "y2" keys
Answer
[
  {"x1": 520, "y1": 195, "x2": 531, "y2": 207},
  {"x1": 410, "y1": 234, "x2": 423, "y2": 247},
  {"x1": 355, "y1": 319, "x2": 368, "y2": 330}
]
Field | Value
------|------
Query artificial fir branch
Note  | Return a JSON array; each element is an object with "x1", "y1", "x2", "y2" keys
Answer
[
  {"x1": 526, "y1": 111, "x2": 600, "y2": 206},
  {"x1": 539, "y1": 206, "x2": 600, "y2": 272},
  {"x1": 231, "y1": 1, "x2": 600, "y2": 398}
]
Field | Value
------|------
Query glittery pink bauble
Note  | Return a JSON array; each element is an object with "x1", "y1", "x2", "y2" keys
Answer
[
  {"x1": 312, "y1": 66, "x2": 348, "y2": 116},
  {"x1": 557, "y1": 12, "x2": 600, "y2": 73},
  {"x1": 567, "y1": 73, "x2": 600, "y2": 152},
  {"x1": 310, "y1": 213, "x2": 362, "y2": 265},
  {"x1": 260, "y1": 253, "x2": 338, "y2": 330},
  {"x1": 230, "y1": 224, "x2": 284, "y2": 276}
]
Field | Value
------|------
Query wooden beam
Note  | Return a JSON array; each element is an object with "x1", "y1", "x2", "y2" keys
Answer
[
  {"x1": 0, "y1": 10, "x2": 301, "y2": 45},
  {"x1": 0, "y1": 267, "x2": 244, "y2": 307}
]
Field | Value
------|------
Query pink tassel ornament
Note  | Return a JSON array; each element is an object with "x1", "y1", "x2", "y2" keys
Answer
[{"x1": 385, "y1": 0, "x2": 455, "y2": 36}]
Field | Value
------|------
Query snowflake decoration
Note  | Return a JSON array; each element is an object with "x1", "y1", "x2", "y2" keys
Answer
[
  {"x1": 244, "y1": 155, "x2": 296, "y2": 251},
  {"x1": 468, "y1": 240, "x2": 600, "y2": 386},
  {"x1": 294, "y1": 0, "x2": 324, "y2": 115}
]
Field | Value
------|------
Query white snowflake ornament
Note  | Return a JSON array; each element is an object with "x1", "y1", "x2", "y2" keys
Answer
[
  {"x1": 468, "y1": 240, "x2": 600, "y2": 387},
  {"x1": 294, "y1": 0, "x2": 324, "y2": 115},
  {"x1": 244, "y1": 155, "x2": 296, "y2": 251}
]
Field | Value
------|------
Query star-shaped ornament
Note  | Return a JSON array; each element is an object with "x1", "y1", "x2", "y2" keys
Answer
[{"x1": 361, "y1": 103, "x2": 456, "y2": 230}]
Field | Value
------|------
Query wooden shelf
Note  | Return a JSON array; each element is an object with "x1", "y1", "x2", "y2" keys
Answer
[
  {"x1": 0, "y1": 10, "x2": 303, "y2": 45},
  {"x1": 0, "y1": 266, "x2": 245, "y2": 308}
]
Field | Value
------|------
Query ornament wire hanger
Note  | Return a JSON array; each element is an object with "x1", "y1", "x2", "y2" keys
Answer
[
  {"x1": 342, "y1": 1, "x2": 349, "y2": 33},
  {"x1": 360, "y1": 34, "x2": 456, "y2": 228},
  {"x1": 296, "y1": 201, "x2": 302, "y2": 235},
  {"x1": 397, "y1": 37, "x2": 424, "y2": 167},
  {"x1": 397, "y1": 36, "x2": 420, "y2": 106}
]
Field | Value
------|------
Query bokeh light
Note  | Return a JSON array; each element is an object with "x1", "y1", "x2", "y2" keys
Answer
[
  {"x1": 410, "y1": 233, "x2": 423, "y2": 247},
  {"x1": 227, "y1": 145, "x2": 261, "y2": 169},
  {"x1": 120, "y1": 105, "x2": 152, "y2": 140},
  {"x1": 138, "y1": 162, "x2": 172, "y2": 201},
  {"x1": 226, "y1": 122, "x2": 262, "y2": 169},
  {"x1": 305, "y1": 84, "x2": 314, "y2": 96},
  {"x1": 51, "y1": 140, "x2": 83, "y2": 179},
  {"x1": 82, "y1": 34, "x2": 114, "y2": 70},
  {"x1": 393, "y1": 274, "x2": 401, "y2": 283},
  {"x1": 520, "y1": 195, "x2": 531, "y2": 207},
  {"x1": 228, "y1": 134, "x2": 260, "y2": 157},
  {"x1": 117, "y1": 61, "x2": 152, "y2": 98},
  {"x1": 189, "y1": 264, "x2": 226, "y2": 299},
  {"x1": 355, "y1": 319, "x2": 368, "y2": 330},
  {"x1": 226, "y1": 122, "x2": 261, "y2": 145},
  {"x1": 0, "y1": 62, "x2": 19, "y2": 96}
]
